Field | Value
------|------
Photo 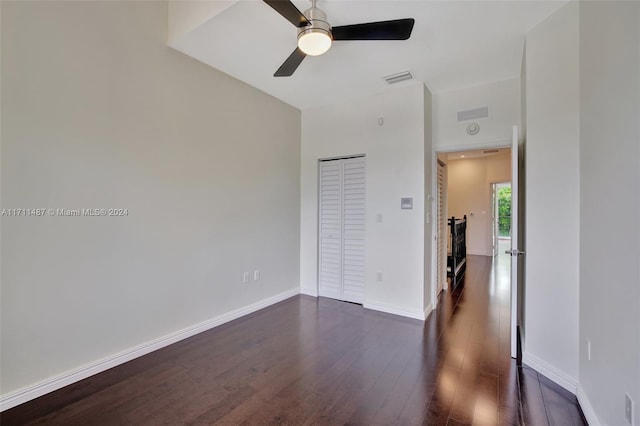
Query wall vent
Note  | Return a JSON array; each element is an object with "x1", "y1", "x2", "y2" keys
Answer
[
  {"x1": 457, "y1": 106, "x2": 489, "y2": 122},
  {"x1": 383, "y1": 71, "x2": 413, "y2": 85},
  {"x1": 483, "y1": 149, "x2": 499, "y2": 154}
]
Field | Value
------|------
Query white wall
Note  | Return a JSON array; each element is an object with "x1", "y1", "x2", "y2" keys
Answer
[
  {"x1": 523, "y1": 1, "x2": 580, "y2": 390},
  {"x1": 433, "y1": 78, "x2": 521, "y2": 152},
  {"x1": 300, "y1": 83, "x2": 430, "y2": 319},
  {"x1": 1, "y1": 1, "x2": 300, "y2": 401},
  {"x1": 447, "y1": 154, "x2": 511, "y2": 256},
  {"x1": 578, "y1": 1, "x2": 640, "y2": 424}
]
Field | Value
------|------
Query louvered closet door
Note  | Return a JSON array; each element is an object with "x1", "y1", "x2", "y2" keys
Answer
[
  {"x1": 341, "y1": 157, "x2": 365, "y2": 303},
  {"x1": 319, "y1": 157, "x2": 365, "y2": 304},
  {"x1": 437, "y1": 161, "x2": 446, "y2": 293},
  {"x1": 319, "y1": 161, "x2": 343, "y2": 300}
]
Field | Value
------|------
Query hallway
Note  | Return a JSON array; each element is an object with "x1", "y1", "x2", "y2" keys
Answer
[
  {"x1": 436, "y1": 253, "x2": 586, "y2": 425},
  {"x1": 2, "y1": 256, "x2": 586, "y2": 425}
]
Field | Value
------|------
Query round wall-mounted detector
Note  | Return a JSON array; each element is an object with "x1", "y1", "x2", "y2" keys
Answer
[{"x1": 466, "y1": 122, "x2": 480, "y2": 135}]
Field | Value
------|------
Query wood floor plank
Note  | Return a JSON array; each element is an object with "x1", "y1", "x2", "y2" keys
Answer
[
  {"x1": 345, "y1": 339, "x2": 421, "y2": 424},
  {"x1": 448, "y1": 342, "x2": 484, "y2": 424},
  {"x1": 472, "y1": 371, "x2": 499, "y2": 426},
  {"x1": 519, "y1": 365, "x2": 549, "y2": 426},
  {"x1": 422, "y1": 365, "x2": 463, "y2": 425},
  {"x1": 539, "y1": 374, "x2": 587, "y2": 426},
  {"x1": 497, "y1": 360, "x2": 522, "y2": 426},
  {"x1": 372, "y1": 344, "x2": 432, "y2": 424},
  {"x1": 395, "y1": 352, "x2": 444, "y2": 425},
  {"x1": 300, "y1": 334, "x2": 402, "y2": 424}
]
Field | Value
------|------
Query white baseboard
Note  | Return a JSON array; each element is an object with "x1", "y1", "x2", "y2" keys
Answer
[
  {"x1": 0, "y1": 287, "x2": 300, "y2": 412},
  {"x1": 522, "y1": 351, "x2": 577, "y2": 394},
  {"x1": 424, "y1": 303, "x2": 433, "y2": 320},
  {"x1": 364, "y1": 300, "x2": 426, "y2": 320},
  {"x1": 302, "y1": 293, "x2": 432, "y2": 322},
  {"x1": 577, "y1": 384, "x2": 601, "y2": 426}
]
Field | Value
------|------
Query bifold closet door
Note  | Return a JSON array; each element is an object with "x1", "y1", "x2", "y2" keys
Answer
[
  {"x1": 319, "y1": 157, "x2": 365, "y2": 304},
  {"x1": 437, "y1": 160, "x2": 447, "y2": 293}
]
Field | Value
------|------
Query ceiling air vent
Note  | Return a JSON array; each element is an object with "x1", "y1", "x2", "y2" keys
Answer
[
  {"x1": 384, "y1": 71, "x2": 413, "y2": 85},
  {"x1": 457, "y1": 106, "x2": 489, "y2": 122}
]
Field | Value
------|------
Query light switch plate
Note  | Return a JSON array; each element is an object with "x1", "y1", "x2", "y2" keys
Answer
[{"x1": 401, "y1": 197, "x2": 413, "y2": 209}]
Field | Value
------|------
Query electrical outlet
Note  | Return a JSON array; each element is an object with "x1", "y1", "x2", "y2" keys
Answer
[
  {"x1": 253, "y1": 269, "x2": 260, "y2": 281},
  {"x1": 587, "y1": 339, "x2": 591, "y2": 361},
  {"x1": 377, "y1": 272, "x2": 383, "y2": 282},
  {"x1": 625, "y1": 394, "x2": 633, "y2": 425},
  {"x1": 242, "y1": 272, "x2": 249, "y2": 283}
]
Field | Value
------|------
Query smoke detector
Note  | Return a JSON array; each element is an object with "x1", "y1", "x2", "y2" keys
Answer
[{"x1": 466, "y1": 123, "x2": 480, "y2": 135}]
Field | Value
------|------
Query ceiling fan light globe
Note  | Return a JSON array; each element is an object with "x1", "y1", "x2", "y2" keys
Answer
[{"x1": 298, "y1": 30, "x2": 332, "y2": 56}]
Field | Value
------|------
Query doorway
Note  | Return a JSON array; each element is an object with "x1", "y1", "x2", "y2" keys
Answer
[{"x1": 432, "y1": 145, "x2": 518, "y2": 356}]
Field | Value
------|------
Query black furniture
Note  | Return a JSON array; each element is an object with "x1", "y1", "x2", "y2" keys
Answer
[{"x1": 447, "y1": 215, "x2": 467, "y2": 288}]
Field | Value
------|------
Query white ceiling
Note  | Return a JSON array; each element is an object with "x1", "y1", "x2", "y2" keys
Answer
[{"x1": 170, "y1": 0, "x2": 566, "y2": 110}]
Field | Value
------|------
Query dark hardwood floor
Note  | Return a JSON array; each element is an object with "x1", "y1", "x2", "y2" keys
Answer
[{"x1": 1, "y1": 255, "x2": 587, "y2": 425}]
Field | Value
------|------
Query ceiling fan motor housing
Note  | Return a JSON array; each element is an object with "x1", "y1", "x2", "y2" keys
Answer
[{"x1": 297, "y1": 6, "x2": 332, "y2": 55}]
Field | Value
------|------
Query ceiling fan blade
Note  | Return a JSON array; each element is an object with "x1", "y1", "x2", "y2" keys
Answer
[
  {"x1": 274, "y1": 47, "x2": 307, "y2": 77},
  {"x1": 263, "y1": 0, "x2": 310, "y2": 28},
  {"x1": 332, "y1": 18, "x2": 415, "y2": 41}
]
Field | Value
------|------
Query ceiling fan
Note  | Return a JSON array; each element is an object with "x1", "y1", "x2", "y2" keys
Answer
[{"x1": 263, "y1": 0, "x2": 415, "y2": 77}]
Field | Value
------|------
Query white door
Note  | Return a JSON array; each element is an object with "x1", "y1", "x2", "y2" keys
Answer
[
  {"x1": 319, "y1": 157, "x2": 365, "y2": 303},
  {"x1": 508, "y1": 125, "x2": 524, "y2": 358}
]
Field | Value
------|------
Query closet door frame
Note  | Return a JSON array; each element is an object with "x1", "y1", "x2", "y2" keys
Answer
[{"x1": 317, "y1": 155, "x2": 366, "y2": 304}]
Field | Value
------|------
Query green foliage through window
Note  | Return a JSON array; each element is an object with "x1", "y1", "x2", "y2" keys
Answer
[{"x1": 497, "y1": 186, "x2": 512, "y2": 237}]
